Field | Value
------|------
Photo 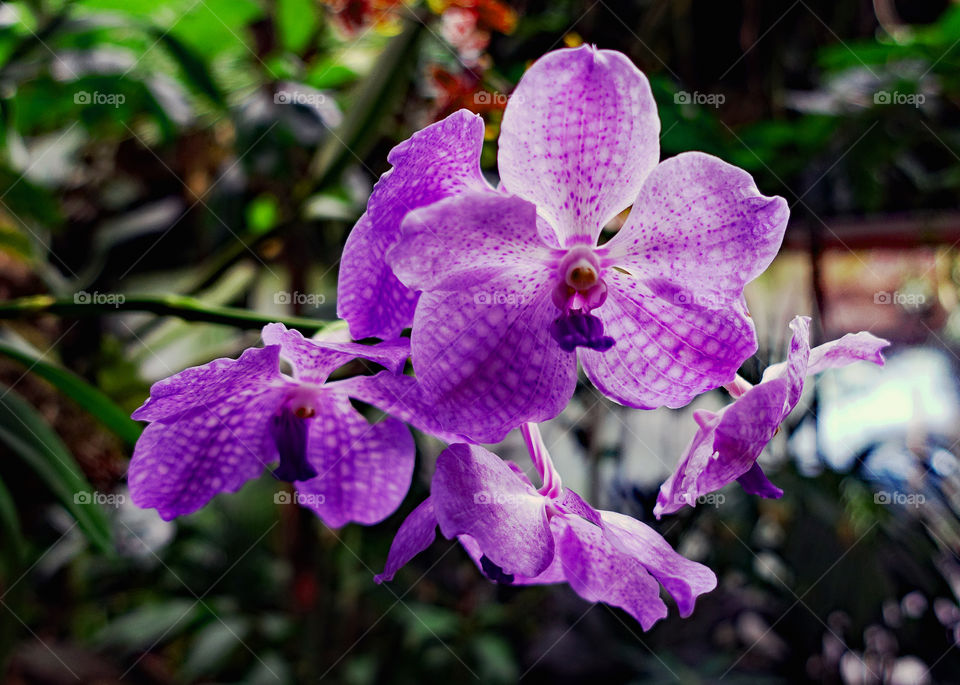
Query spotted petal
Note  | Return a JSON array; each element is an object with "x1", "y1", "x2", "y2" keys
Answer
[
  {"x1": 132, "y1": 346, "x2": 282, "y2": 422},
  {"x1": 337, "y1": 110, "x2": 488, "y2": 339},
  {"x1": 581, "y1": 275, "x2": 757, "y2": 409},
  {"x1": 410, "y1": 276, "x2": 577, "y2": 443},
  {"x1": 294, "y1": 391, "x2": 415, "y2": 528},
  {"x1": 129, "y1": 386, "x2": 286, "y2": 520},
  {"x1": 498, "y1": 45, "x2": 660, "y2": 246},
  {"x1": 604, "y1": 152, "x2": 788, "y2": 306},
  {"x1": 432, "y1": 444, "x2": 554, "y2": 577},
  {"x1": 262, "y1": 323, "x2": 408, "y2": 384}
]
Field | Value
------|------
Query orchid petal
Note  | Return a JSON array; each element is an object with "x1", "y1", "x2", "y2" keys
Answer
[
  {"x1": 262, "y1": 323, "x2": 409, "y2": 384},
  {"x1": 129, "y1": 387, "x2": 286, "y2": 519},
  {"x1": 294, "y1": 392, "x2": 415, "y2": 528},
  {"x1": 581, "y1": 275, "x2": 757, "y2": 409},
  {"x1": 605, "y1": 152, "x2": 788, "y2": 305},
  {"x1": 432, "y1": 444, "x2": 554, "y2": 577},
  {"x1": 131, "y1": 346, "x2": 282, "y2": 422},
  {"x1": 375, "y1": 498, "x2": 438, "y2": 583},
  {"x1": 337, "y1": 110, "x2": 488, "y2": 339},
  {"x1": 498, "y1": 45, "x2": 660, "y2": 246}
]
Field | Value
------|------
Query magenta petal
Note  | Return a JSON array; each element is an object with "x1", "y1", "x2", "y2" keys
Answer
[
  {"x1": 132, "y1": 346, "x2": 281, "y2": 422},
  {"x1": 737, "y1": 462, "x2": 784, "y2": 499},
  {"x1": 654, "y1": 410, "x2": 721, "y2": 518},
  {"x1": 329, "y1": 372, "x2": 463, "y2": 443},
  {"x1": 600, "y1": 511, "x2": 717, "y2": 617},
  {"x1": 337, "y1": 110, "x2": 488, "y2": 339},
  {"x1": 432, "y1": 444, "x2": 554, "y2": 577},
  {"x1": 581, "y1": 275, "x2": 757, "y2": 409},
  {"x1": 556, "y1": 516, "x2": 668, "y2": 630},
  {"x1": 605, "y1": 152, "x2": 789, "y2": 305},
  {"x1": 294, "y1": 392, "x2": 415, "y2": 528},
  {"x1": 459, "y1": 531, "x2": 567, "y2": 585},
  {"x1": 388, "y1": 190, "x2": 553, "y2": 292},
  {"x1": 805, "y1": 331, "x2": 889, "y2": 375},
  {"x1": 262, "y1": 323, "x2": 409, "y2": 384},
  {"x1": 498, "y1": 45, "x2": 660, "y2": 246},
  {"x1": 375, "y1": 498, "x2": 438, "y2": 583},
  {"x1": 128, "y1": 387, "x2": 286, "y2": 520},
  {"x1": 410, "y1": 276, "x2": 577, "y2": 443}
]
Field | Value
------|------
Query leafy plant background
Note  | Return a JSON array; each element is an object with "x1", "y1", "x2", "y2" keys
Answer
[{"x1": 1, "y1": 0, "x2": 959, "y2": 682}]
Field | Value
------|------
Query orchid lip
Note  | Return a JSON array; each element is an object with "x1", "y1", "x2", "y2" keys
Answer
[{"x1": 271, "y1": 386, "x2": 321, "y2": 483}]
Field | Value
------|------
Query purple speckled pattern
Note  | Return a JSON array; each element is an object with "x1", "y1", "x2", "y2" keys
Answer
[
  {"x1": 377, "y1": 439, "x2": 716, "y2": 630},
  {"x1": 295, "y1": 392, "x2": 414, "y2": 528},
  {"x1": 365, "y1": 46, "x2": 790, "y2": 438},
  {"x1": 262, "y1": 323, "x2": 409, "y2": 383},
  {"x1": 655, "y1": 316, "x2": 890, "y2": 517},
  {"x1": 498, "y1": 45, "x2": 660, "y2": 246},
  {"x1": 129, "y1": 325, "x2": 421, "y2": 523},
  {"x1": 604, "y1": 152, "x2": 789, "y2": 304},
  {"x1": 579, "y1": 277, "x2": 759, "y2": 409},
  {"x1": 129, "y1": 380, "x2": 287, "y2": 520},
  {"x1": 337, "y1": 110, "x2": 489, "y2": 340}
]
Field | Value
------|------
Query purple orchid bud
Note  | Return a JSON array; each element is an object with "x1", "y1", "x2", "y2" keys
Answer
[
  {"x1": 376, "y1": 423, "x2": 716, "y2": 630},
  {"x1": 337, "y1": 45, "x2": 790, "y2": 442},
  {"x1": 655, "y1": 316, "x2": 890, "y2": 517}
]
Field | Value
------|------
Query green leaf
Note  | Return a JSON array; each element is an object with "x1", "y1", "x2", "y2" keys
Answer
[
  {"x1": 93, "y1": 600, "x2": 203, "y2": 651},
  {"x1": 153, "y1": 28, "x2": 227, "y2": 107},
  {"x1": 0, "y1": 384, "x2": 113, "y2": 553},
  {"x1": 277, "y1": 0, "x2": 318, "y2": 53},
  {"x1": 0, "y1": 337, "x2": 142, "y2": 445},
  {"x1": 0, "y1": 474, "x2": 26, "y2": 566},
  {"x1": 181, "y1": 616, "x2": 251, "y2": 679}
]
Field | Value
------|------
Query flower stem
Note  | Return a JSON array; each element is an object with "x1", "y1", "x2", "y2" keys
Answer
[
  {"x1": 723, "y1": 374, "x2": 753, "y2": 398},
  {"x1": 520, "y1": 422, "x2": 563, "y2": 498},
  {"x1": 0, "y1": 294, "x2": 338, "y2": 334}
]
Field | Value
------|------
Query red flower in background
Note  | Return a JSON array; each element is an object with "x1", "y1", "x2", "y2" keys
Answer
[{"x1": 323, "y1": 0, "x2": 405, "y2": 35}]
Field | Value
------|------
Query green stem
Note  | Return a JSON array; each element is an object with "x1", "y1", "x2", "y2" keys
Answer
[{"x1": 0, "y1": 294, "x2": 337, "y2": 334}]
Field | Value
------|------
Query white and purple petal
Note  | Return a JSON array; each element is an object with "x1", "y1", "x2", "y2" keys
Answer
[
  {"x1": 409, "y1": 274, "x2": 577, "y2": 444},
  {"x1": 262, "y1": 323, "x2": 409, "y2": 384},
  {"x1": 337, "y1": 110, "x2": 489, "y2": 339},
  {"x1": 605, "y1": 152, "x2": 789, "y2": 306},
  {"x1": 498, "y1": 45, "x2": 660, "y2": 246},
  {"x1": 432, "y1": 444, "x2": 554, "y2": 577},
  {"x1": 294, "y1": 391, "x2": 415, "y2": 528},
  {"x1": 581, "y1": 275, "x2": 757, "y2": 409}
]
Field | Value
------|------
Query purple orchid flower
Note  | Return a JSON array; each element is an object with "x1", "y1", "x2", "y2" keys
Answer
[
  {"x1": 337, "y1": 45, "x2": 789, "y2": 443},
  {"x1": 654, "y1": 316, "x2": 889, "y2": 517},
  {"x1": 129, "y1": 323, "x2": 435, "y2": 527},
  {"x1": 375, "y1": 424, "x2": 716, "y2": 630}
]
